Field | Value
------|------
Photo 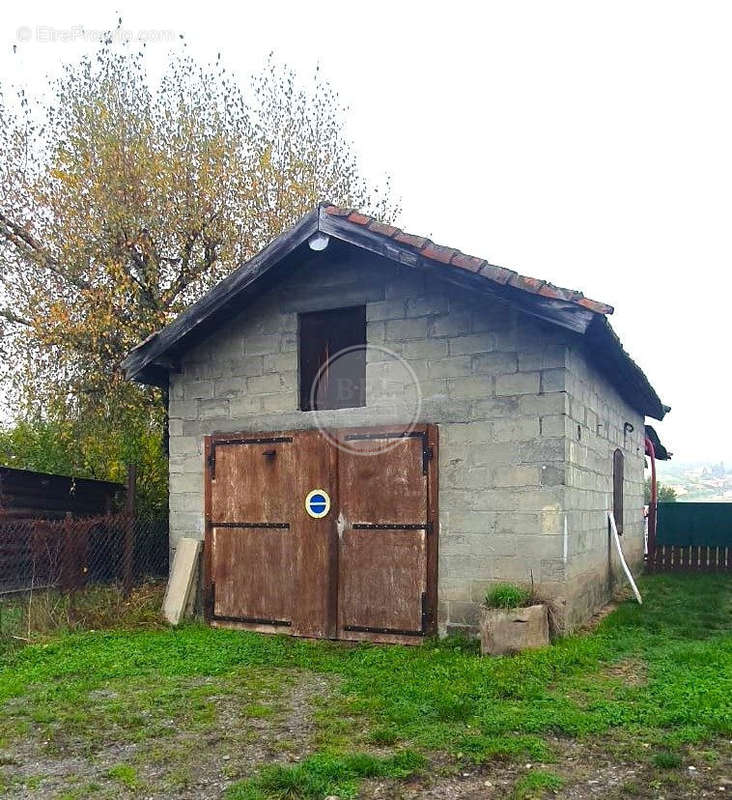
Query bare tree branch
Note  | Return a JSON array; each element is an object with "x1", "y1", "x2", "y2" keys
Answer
[
  {"x1": 0, "y1": 308, "x2": 31, "y2": 326},
  {"x1": 0, "y1": 209, "x2": 92, "y2": 291}
]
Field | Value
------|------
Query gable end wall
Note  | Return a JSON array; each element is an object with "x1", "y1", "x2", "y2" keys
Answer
[{"x1": 167, "y1": 250, "x2": 645, "y2": 634}]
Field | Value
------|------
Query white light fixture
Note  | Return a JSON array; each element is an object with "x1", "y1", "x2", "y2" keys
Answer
[{"x1": 308, "y1": 233, "x2": 330, "y2": 251}]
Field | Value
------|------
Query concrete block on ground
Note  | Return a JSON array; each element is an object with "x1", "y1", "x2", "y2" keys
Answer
[{"x1": 479, "y1": 604, "x2": 549, "y2": 656}]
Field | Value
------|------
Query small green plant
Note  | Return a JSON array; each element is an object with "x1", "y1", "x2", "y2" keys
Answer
[
  {"x1": 226, "y1": 750, "x2": 425, "y2": 799},
  {"x1": 652, "y1": 751, "x2": 682, "y2": 769},
  {"x1": 107, "y1": 764, "x2": 141, "y2": 790},
  {"x1": 485, "y1": 583, "x2": 531, "y2": 609},
  {"x1": 513, "y1": 769, "x2": 564, "y2": 799},
  {"x1": 368, "y1": 726, "x2": 399, "y2": 746}
]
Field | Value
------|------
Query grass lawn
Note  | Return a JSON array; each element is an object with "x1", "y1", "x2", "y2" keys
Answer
[{"x1": 0, "y1": 573, "x2": 729, "y2": 799}]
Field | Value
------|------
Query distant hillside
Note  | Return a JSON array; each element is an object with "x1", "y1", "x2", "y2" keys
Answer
[{"x1": 657, "y1": 460, "x2": 732, "y2": 502}]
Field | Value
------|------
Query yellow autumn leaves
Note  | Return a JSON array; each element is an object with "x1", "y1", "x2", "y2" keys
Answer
[{"x1": 0, "y1": 45, "x2": 397, "y2": 503}]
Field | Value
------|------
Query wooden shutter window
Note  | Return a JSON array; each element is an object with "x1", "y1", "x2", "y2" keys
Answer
[
  {"x1": 613, "y1": 448, "x2": 624, "y2": 535},
  {"x1": 298, "y1": 306, "x2": 366, "y2": 411}
]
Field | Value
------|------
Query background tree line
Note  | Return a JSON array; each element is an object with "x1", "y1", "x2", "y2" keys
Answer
[
  {"x1": 0, "y1": 32, "x2": 397, "y2": 509},
  {"x1": 644, "y1": 479, "x2": 677, "y2": 504}
]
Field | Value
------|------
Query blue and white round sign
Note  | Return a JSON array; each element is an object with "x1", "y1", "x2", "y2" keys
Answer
[{"x1": 305, "y1": 489, "x2": 331, "y2": 519}]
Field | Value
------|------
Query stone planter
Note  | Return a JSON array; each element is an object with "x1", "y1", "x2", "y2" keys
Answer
[{"x1": 479, "y1": 603, "x2": 549, "y2": 656}]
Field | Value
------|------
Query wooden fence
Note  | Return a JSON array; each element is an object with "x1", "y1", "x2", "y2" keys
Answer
[
  {"x1": 648, "y1": 502, "x2": 732, "y2": 572},
  {"x1": 0, "y1": 466, "x2": 124, "y2": 520}
]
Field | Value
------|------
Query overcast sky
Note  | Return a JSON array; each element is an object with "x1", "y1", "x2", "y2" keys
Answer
[{"x1": 3, "y1": 1, "x2": 730, "y2": 463}]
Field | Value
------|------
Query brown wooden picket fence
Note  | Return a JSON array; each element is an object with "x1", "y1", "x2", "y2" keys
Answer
[{"x1": 648, "y1": 543, "x2": 731, "y2": 572}]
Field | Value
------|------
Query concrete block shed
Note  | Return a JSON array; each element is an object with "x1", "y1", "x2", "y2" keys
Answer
[{"x1": 123, "y1": 204, "x2": 669, "y2": 641}]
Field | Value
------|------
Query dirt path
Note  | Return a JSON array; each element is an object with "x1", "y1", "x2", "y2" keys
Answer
[{"x1": 0, "y1": 670, "x2": 335, "y2": 799}]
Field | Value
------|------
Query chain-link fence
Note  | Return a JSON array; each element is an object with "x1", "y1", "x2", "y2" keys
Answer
[{"x1": 0, "y1": 514, "x2": 168, "y2": 640}]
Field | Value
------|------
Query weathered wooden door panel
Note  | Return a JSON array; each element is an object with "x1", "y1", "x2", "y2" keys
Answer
[
  {"x1": 209, "y1": 435, "x2": 296, "y2": 523},
  {"x1": 336, "y1": 428, "x2": 433, "y2": 642},
  {"x1": 207, "y1": 434, "x2": 297, "y2": 627},
  {"x1": 338, "y1": 432, "x2": 428, "y2": 524},
  {"x1": 211, "y1": 526, "x2": 293, "y2": 624},
  {"x1": 339, "y1": 529, "x2": 427, "y2": 634}
]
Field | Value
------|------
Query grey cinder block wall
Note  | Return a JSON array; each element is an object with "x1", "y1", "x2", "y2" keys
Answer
[{"x1": 168, "y1": 250, "x2": 645, "y2": 634}]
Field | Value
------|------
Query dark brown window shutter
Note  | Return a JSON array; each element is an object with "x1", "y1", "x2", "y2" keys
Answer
[
  {"x1": 298, "y1": 306, "x2": 366, "y2": 412},
  {"x1": 613, "y1": 448, "x2": 625, "y2": 535}
]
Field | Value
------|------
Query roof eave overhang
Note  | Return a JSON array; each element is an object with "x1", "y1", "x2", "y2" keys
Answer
[
  {"x1": 645, "y1": 424, "x2": 672, "y2": 460},
  {"x1": 586, "y1": 315, "x2": 668, "y2": 421},
  {"x1": 121, "y1": 208, "x2": 320, "y2": 385}
]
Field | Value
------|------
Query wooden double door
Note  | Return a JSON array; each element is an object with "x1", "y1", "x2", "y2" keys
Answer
[{"x1": 203, "y1": 425, "x2": 438, "y2": 644}]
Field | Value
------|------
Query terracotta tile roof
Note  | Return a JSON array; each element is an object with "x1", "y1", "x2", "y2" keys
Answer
[{"x1": 323, "y1": 204, "x2": 614, "y2": 316}]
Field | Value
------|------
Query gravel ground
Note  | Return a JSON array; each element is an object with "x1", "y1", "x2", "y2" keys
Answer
[{"x1": 0, "y1": 671, "x2": 335, "y2": 799}]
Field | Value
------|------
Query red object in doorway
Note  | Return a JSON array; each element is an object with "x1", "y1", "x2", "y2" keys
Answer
[{"x1": 645, "y1": 436, "x2": 657, "y2": 567}]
